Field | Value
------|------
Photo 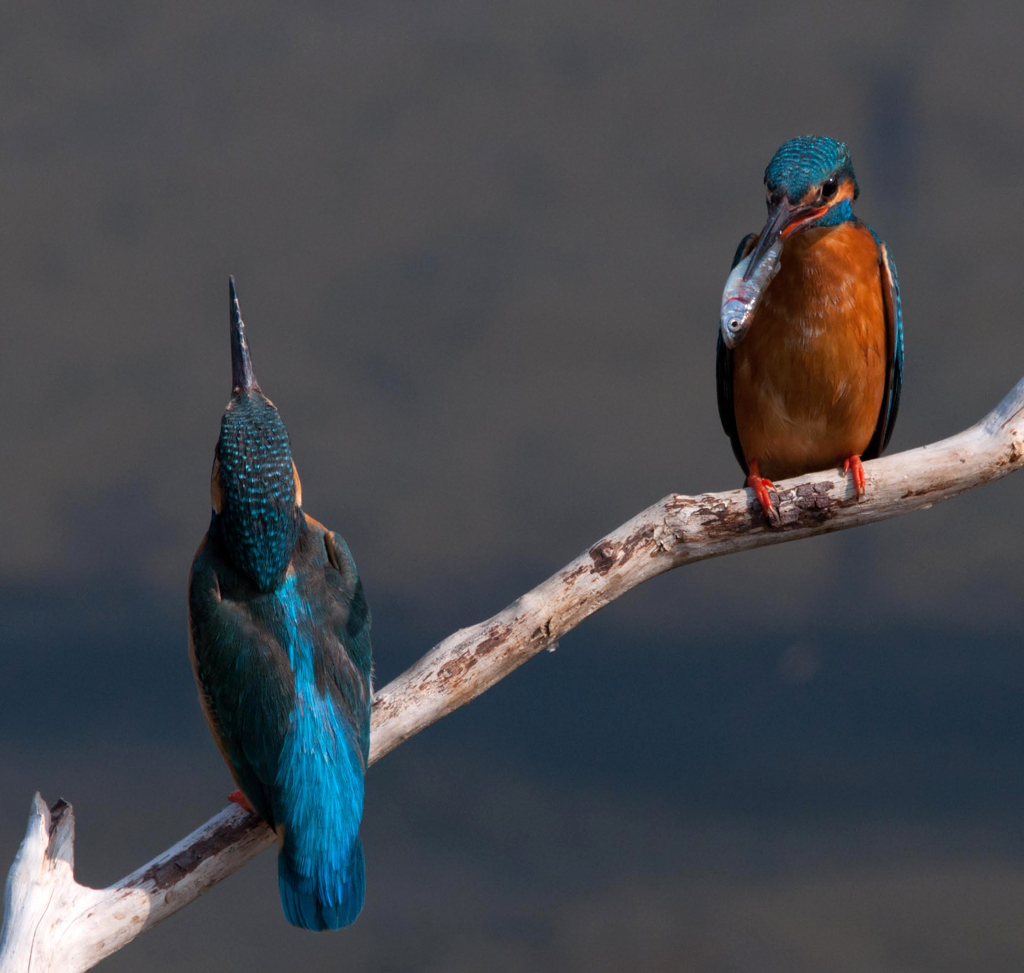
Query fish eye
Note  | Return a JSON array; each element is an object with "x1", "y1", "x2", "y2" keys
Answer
[{"x1": 821, "y1": 177, "x2": 839, "y2": 199}]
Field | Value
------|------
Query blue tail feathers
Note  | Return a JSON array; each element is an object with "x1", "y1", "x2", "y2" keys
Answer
[
  {"x1": 277, "y1": 839, "x2": 365, "y2": 931},
  {"x1": 271, "y1": 573, "x2": 370, "y2": 931}
]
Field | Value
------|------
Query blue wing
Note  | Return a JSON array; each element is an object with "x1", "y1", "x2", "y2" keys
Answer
[
  {"x1": 188, "y1": 519, "x2": 373, "y2": 930},
  {"x1": 317, "y1": 520, "x2": 372, "y2": 762},
  {"x1": 864, "y1": 239, "x2": 903, "y2": 458},
  {"x1": 716, "y1": 233, "x2": 758, "y2": 475},
  {"x1": 274, "y1": 517, "x2": 372, "y2": 930},
  {"x1": 188, "y1": 540, "x2": 292, "y2": 824}
]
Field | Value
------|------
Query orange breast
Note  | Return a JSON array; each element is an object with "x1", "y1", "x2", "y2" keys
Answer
[{"x1": 731, "y1": 221, "x2": 887, "y2": 481}]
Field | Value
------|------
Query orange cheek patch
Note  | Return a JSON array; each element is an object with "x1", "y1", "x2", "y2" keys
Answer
[{"x1": 833, "y1": 179, "x2": 856, "y2": 204}]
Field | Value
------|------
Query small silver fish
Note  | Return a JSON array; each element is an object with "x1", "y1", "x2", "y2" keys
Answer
[{"x1": 719, "y1": 240, "x2": 783, "y2": 348}]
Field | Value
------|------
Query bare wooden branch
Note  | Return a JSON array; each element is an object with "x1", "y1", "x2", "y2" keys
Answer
[
  {"x1": 0, "y1": 796, "x2": 269, "y2": 973},
  {"x1": 5, "y1": 374, "x2": 1024, "y2": 972}
]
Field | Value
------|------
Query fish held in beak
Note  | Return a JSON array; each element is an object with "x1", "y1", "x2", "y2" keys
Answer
[{"x1": 719, "y1": 238, "x2": 783, "y2": 348}]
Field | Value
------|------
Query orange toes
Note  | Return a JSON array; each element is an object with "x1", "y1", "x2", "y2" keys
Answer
[
  {"x1": 228, "y1": 789, "x2": 254, "y2": 813},
  {"x1": 746, "y1": 472, "x2": 778, "y2": 522},
  {"x1": 746, "y1": 460, "x2": 780, "y2": 524},
  {"x1": 842, "y1": 455, "x2": 867, "y2": 498}
]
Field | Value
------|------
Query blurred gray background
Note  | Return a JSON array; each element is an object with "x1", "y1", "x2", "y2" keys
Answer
[{"x1": 5, "y1": 1, "x2": 1024, "y2": 970}]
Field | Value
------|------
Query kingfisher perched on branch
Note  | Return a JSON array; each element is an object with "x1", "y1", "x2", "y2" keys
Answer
[
  {"x1": 717, "y1": 135, "x2": 903, "y2": 523},
  {"x1": 188, "y1": 279, "x2": 372, "y2": 930}
]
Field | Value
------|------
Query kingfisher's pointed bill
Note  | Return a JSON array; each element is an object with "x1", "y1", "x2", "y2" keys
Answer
[{"x1": 229, "y1": 277, "x2": 258, "y2": 393}]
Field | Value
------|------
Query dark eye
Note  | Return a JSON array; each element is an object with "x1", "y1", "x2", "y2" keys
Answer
[{"x1": 821, "y1": 177, "x2": 838, "y2": 199}]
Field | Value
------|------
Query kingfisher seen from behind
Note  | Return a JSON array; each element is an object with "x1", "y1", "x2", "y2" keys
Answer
[
  {"x1": 717, "y1": 136, "x2": 903, "y2": 523},
  {"x1": 188, "y1": 279, "x2": 372, "y2": 930}
]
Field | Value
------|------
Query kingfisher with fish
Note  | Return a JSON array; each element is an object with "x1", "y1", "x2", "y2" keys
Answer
[
  {"x1": 188, "y1": 279, "x2": 373, "y2": 930},
  {"x1": 717, "y1": 135, "x2": 903, "y2": 522}
]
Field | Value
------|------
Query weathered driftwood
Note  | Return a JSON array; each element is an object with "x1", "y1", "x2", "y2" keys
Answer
[{"x1": 4, "y1": 374, "x2": 1024, "y2": 972}]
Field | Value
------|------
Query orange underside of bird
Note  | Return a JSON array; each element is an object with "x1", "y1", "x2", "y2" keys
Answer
[{"x1": 731, "y1": 221, "x2": 887, "y2": 482}]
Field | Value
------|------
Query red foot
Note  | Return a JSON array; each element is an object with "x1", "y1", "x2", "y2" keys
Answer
[
  {"x1": 747, "y1": 459, "x2": 779, "y2": 524},
  {"x1": 842, "y1": 455, "x2": 867, "y2": 498},
  {"x1": 228, "y1": 789, "x2": 254, "y2": 813}
]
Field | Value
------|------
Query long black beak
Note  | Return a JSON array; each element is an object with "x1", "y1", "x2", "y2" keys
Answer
[
  {"x1": 742, "y1": 197, "x2": 827, "y2": 281},
  {"x1": 229, "y1": 276, "x2": 258, "y2": 393}
]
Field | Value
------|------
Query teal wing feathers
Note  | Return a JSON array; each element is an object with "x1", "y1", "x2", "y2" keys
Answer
[
  {"x1": 319, "y1": 526, "x2": 373, "y2": 762},
  {"x1": 864, "y1": 239, "x2": 903, "y2": 457},
  {"x1": 716, "y1": 233, "x2": 758, "y2": 475},
  {"x1": 187, "y1": 542, "x2": 292, "y2": 825}
]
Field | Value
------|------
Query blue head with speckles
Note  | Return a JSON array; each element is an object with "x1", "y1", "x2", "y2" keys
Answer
[
  {"x1": 764, "y1": 135, "x2": 858, "y2": 210},
  {"x1": 211, "y1": 280, "x2": 302, "y2": 591}
]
